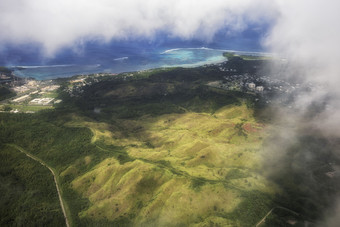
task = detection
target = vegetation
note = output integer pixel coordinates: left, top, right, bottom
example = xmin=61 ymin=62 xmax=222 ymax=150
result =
xmin=223 ymin=52 xmax=272 ymax=61
xmin=0 ymin=66 xmax=12 ymax=74
xmin=0 ymin=86 xmax=15 ymax=101
xmin=1 ymin=63 xmax=339 ymax=226
xmin=0 ymin=144 xmax=65 ymax=226
xmin=5 ymin=104 xmax=53 ymax=112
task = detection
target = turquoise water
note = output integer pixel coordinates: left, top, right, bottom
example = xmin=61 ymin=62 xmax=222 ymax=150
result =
xmin=12 ymin=47 xmax=229 ymax=80
xmin=159 ymin=48 xmax=226 ymax=67
xmin=11 ymin=46 xmax=270 ymax=80
xmin=2 ymin=26 xmax=270 ymax=80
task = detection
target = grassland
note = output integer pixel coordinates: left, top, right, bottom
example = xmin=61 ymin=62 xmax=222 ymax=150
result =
xmin=67 ymin=101 xmax=275 ymax=226
xmin=1 ymin=64 xmax=338 ymax=226
xmin=4 ymin=104 xmax=53 ymax=112
xmin=53 ymin=67 xmax=278 ymax=226
xmin=0 ymin=65 xmax=278 ymax=226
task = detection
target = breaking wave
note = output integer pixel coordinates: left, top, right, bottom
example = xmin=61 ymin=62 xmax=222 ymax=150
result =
xmin=113 ymin=57 xmax=129 ymax=61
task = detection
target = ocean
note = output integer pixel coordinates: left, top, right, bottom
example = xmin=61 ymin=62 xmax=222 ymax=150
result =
xmin=1 ymin=31 xmax=268 ymax=80
xmin=12 ymin=48 xmax=229 ymax=80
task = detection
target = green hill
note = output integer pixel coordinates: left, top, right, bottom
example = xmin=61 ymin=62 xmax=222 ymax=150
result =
xmin=1 ymin=64 xmax=339 ymax=226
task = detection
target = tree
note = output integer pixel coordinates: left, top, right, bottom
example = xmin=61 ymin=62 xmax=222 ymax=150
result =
xmin=3 ymin=105 xmax=12 ymax=111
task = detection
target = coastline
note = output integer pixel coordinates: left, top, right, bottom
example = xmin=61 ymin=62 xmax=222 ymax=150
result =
xmin=7 ymin=48 xmax=271 ymax=81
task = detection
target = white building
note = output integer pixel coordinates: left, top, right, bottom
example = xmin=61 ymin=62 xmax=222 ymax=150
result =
xmin=256 ymin=86 xmax=264 ymax=92
xmin=13 ymin=95 xmax=30 ymax=103
xmin=29 ymin=98 xmax=54 ymax=105
xmin=248 ymin=82 xmax=256 ymax=89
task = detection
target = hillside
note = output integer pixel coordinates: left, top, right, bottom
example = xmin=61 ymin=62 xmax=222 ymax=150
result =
xmin=1 ymin=61 xmax=340 ymax=226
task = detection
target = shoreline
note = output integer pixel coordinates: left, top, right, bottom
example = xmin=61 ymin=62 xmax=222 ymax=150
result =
xmin=6 ymin=48 xmax=272 ymax=81
xmin=11 ymin=59 xmax=228 ymax=81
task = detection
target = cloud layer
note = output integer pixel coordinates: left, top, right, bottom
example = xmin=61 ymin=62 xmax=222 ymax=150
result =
xmin=264 ymin=2 xmax=340 ymax=226
xmin=264 ymin=0 xmax=340 ymax=137
xmin=0 ymin=0 xmax=277 ymax=56
xmin=265 ymin=0 xmax=340 ymax=85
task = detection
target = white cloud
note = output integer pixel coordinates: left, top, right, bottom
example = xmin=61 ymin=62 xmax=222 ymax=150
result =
xmin=0 ymin=0 xmax=277 ymax=56
xmin=265 ymin=0 xmax=340 ymax=83
xmin=264 ymin=0 xmax=340 ymax=137
xmin=263 ymin=2 xmax=340 ymax=225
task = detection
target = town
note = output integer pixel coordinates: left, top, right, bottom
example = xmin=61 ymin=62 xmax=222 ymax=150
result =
xmin=0 ymin=60 xmax=322 ymax=113
xmin=0 ymin=69 xmax=62 ymax=113
xmin=206 ymin=61 xmax=322 ymax=109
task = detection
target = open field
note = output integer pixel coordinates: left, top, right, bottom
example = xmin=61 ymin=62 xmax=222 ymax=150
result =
xmin=6 ymin=104 xmax=53 ymax=112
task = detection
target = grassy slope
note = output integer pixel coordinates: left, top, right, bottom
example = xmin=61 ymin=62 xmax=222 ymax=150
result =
xmin=1 ymin=61 xmax=339 ymax=226
xmin=68 ymin=102 xmax=276 ymax=226
xmin=0 ymin=66 xmax=278 ymax=226
xmin=0 ymin=111 xmax=112 ymax=226
xmin=57 ymin=67 xmax=278 ymax=226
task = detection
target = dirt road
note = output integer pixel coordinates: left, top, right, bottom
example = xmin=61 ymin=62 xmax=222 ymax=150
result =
xmin=9 ymin=144 xmax=70 ymax=227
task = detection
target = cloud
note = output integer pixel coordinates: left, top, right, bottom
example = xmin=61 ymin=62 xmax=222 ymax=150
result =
xmin=264 ymin=0 xmax=340 ymax=136
xmin=0 ymin=0 xmax=277 ymax=56
xmin=265 ymin=0 xmax=340 ymax=82
xmin=263 ymin=1 xmax=340 ymax=226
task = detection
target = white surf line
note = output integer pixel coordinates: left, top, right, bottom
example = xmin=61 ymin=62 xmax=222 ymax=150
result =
xmin=160 ymin=47 xmax=214 ymax=54
xmin=222 ymin=49 xmax=274 ymax=57
xmin=160 ymin=47 xmax=273 ymax=56
xmin=15 ymin=64 xmax=75 ymax=69
xmin=113 ymin=57 xmax=129 ymax=61
xmin=9 ymin=144 xmax=70 ymax=227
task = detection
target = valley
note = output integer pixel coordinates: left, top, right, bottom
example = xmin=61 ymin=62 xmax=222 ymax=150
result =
xmin=1 ymin=57 xmax=339 ymax=226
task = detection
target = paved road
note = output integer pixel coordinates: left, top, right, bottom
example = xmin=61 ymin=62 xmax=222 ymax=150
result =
xmin=8 ymin=144 xmax=70 ymax=227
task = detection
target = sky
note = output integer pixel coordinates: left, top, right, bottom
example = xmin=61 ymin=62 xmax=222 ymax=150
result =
xmin=0 ymin=0 xmax=277 ymax=57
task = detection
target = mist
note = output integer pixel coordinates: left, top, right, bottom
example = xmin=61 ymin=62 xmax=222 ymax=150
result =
xmin=265 ymin=0 xmax=340 ymax=134
xmin=262 ymin=1 xmax=340 ymax=226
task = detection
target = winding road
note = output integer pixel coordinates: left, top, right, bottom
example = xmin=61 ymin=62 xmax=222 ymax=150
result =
xmin=8 ymin=144 xmax=71 ymax=227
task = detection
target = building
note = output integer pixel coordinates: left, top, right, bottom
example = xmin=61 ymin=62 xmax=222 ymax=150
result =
xmin=248 ymin=82 xmax=256 ymax=89
xmin=256 ymin=86 xmax=264 ymax=92
xmin=12 ymin=95 xmax=30 ymax=103
xmin=29 ymin=98 xmax=54 ymax=105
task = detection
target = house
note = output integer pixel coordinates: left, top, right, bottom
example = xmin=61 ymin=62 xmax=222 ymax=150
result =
xmin=256 ymin=86 xmax=264 ymax=92
xmin=248 ymin=82 xmax=255 ymax=89
xmin=13 ymin=95 xmax=30 ymax=102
